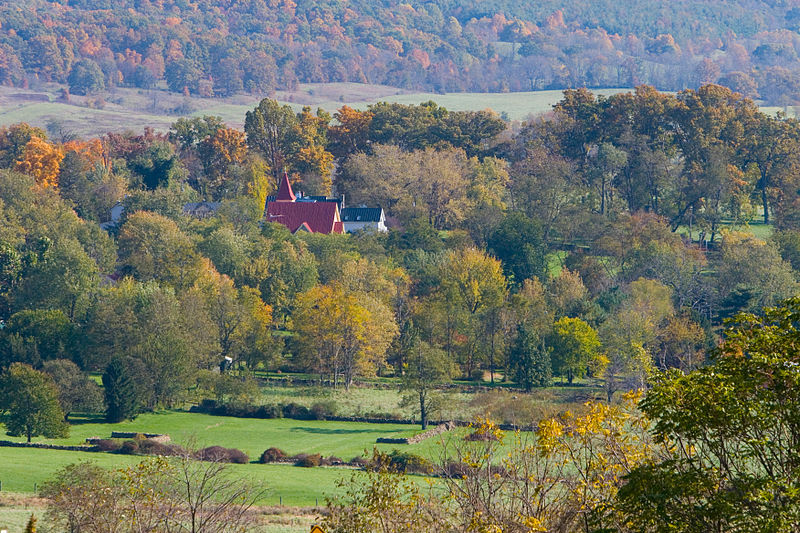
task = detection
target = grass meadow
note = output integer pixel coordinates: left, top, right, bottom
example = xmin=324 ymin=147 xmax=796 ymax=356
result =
xmin=0 ymin=83 xmax=634 ymax=138
xmin=0 ymin=411 xmax=424 ymax=461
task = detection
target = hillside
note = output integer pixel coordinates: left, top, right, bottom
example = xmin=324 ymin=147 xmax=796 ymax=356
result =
xmin=2 ymin=0 xmax=800 ymax=104
xmin=0 ymin=83 xmax=641 ymax=138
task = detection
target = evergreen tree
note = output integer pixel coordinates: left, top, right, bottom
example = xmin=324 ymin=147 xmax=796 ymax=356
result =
xmin=102 ymin=357 xmax=141 ymax=423
xmin=509 ymin=323 xmax=551 ymax=391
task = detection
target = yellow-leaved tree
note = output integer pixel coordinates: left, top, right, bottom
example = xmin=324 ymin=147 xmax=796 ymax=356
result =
xmin=292 ymin=283 xmax=397 ymax=389
xmin=15 ymin=136 xmax=64 ymax=188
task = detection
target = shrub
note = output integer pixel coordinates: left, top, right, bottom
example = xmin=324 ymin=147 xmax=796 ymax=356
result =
xmin=260 ymin=447 xmax=288 ymax=463
xmin=195 ymin=446 xmax=249 ymax=464
xmin=95 ymin=439 xmax=122 ymax=452
xmin=295 ymin=453 xmax=321 ymax=467
xmin=321 ymin=455 xmax=343 ymax=466
xmin=255 ymin=404 xmax=283 ymax=419
xmin=349 ymin=456 xmax=368 ymax=468
xmin=387 ymin=450 xmax=432 ymax=474
xmin=283 ymin=402 xmax=312 ymax=420
xmin=310 ymin=401 xmax=337 ymax=420
xmin=120 ymin=440 xmax=139 ymax=454
xmin=226 ymin=448 xmax=250 ymax=464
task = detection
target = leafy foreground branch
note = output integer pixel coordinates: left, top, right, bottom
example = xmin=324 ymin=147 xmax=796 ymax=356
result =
xmin=325 ymin=391 xmax=661 ymax=533
xmin=325 ymin=298 xmax=800 ymax=532
xmin=40 ymin=451 xmax=263 ymax=533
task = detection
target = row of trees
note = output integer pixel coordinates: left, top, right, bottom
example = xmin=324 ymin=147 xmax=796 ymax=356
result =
xmin=4 ymin=0 xmax=800 ymax=102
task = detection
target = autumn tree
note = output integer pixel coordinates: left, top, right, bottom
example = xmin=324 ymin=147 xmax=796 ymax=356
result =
xmin=601 ymin=278 xmax=673 ymax=401
xmin=328 ymin=105 xmax=373 ymax=159
xmin=716 ymin=231 xmax=798 ymax=316
xmin=549 ymin=316 xmax=604 ymax=384
xmin=0 ymin=123 xmax=46 ymax=168
xmin=42 ymin=455 xmax=261 ymax=533
xmin=197 ymin=127 xmax=249 ymax=199
xmin=14 ymin=136 xmax=63 ymax=188
xmin=292 ymin=283 xmax=397 ymax=389
xmin=191 ymin=263 xmax=274 ymax=368
xmin=430 ymin=248 xmax=507 ymax=378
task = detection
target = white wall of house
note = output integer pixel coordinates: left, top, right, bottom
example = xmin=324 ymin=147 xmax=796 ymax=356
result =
xmin=343 ymin=219 xmax=387 ymax=233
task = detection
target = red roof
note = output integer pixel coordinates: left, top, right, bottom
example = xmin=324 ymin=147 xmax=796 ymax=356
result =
xmin=275 ymin=172 xmax=296 ymax=202
xmin=266 ymin=200 xmax=343 ymax=234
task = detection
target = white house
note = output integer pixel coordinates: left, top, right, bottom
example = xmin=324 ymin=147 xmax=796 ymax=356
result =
xmin=340 ymin=207 xmax=387 ymax=233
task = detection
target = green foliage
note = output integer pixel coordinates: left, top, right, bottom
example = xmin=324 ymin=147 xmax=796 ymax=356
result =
xmin=0 ymin=309 xmax=75 ymax=369
xmin=549 ymin=316 xmax=602 ymax=384
xmin=401 ymin=336 xmax=452 ymax=429
xmin=0 ymin=363 xmax=68 ymax=442
xmin=509 ymin=323 xmax=552 ymax=391
xmin=67 ymin=59 xmax=105 ymax=95
xmin=619 ymin=297 xmax=800 ymax=531
xmin=487 ymin=211 xmax=547 ymax=284
xmin=102 ymin=357 xmax=144 ymax=423
xmin=41 ymin=359 xmax=104 ymax=418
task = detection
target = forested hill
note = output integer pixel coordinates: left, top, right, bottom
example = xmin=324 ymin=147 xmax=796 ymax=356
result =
xmin=2 ymin=0 xmax=800 ymax=103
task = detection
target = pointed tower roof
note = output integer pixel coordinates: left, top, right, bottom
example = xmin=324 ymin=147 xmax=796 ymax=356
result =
xmin=276 ymin=171 xmax=296 ymax=202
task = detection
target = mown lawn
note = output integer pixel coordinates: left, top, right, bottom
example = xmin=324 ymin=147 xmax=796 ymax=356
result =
xmin=1 ymin=411 xmax=423 ymax=461
xmin=0 ymin=446 xmax=353 ymax=506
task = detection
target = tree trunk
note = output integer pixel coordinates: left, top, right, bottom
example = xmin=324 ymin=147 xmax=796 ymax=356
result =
xmin=420 ymin=391 xmax=427 ymax=430
xmin=762 ymin=185 xmax=770 ymax=225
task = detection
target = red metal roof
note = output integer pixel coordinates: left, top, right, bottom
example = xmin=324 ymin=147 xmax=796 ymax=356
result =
xmin=266 ymin=200 xmax=343 ymax=234
xmin=275 ymin=172 xmax=296 ymax=201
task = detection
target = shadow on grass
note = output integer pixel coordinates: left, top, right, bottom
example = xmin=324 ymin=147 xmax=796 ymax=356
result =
xmin=289 ymin=426 xmax=398 ymax=435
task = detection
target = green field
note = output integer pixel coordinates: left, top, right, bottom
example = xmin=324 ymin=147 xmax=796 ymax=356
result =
xmin=0 ymin=445 xmax=353 ymax=507
xmin=0 ymin=411 xmax=438 ymax=507
xmin=0 ymin=411 xmax=426 ymax=461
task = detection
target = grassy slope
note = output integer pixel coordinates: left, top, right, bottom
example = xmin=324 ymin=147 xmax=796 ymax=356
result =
xmin=0 ymin=83 xmax=635 ymax=138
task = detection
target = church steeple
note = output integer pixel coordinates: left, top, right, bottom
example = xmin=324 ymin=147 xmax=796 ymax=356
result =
xmin=276 ymin=171 xmax=296 ymax=202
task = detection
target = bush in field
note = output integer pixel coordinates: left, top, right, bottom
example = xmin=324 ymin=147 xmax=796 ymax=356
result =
xmin=295 ymin=453 xmax=322 ymax=467
xmin=120 ymin=440 xmax=139 ymax=454
xmin=195 ymin=446 xmax=249 ymax=464
xmin=259 ymin=447 xmax=287 ymax=463
xmin=94 ymin=439 xmax=122 ymax=452
xmin=138 ymin=439 xmax=186 ymax=457
xmin=386 ymin=450 xmax=432 ymax=474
